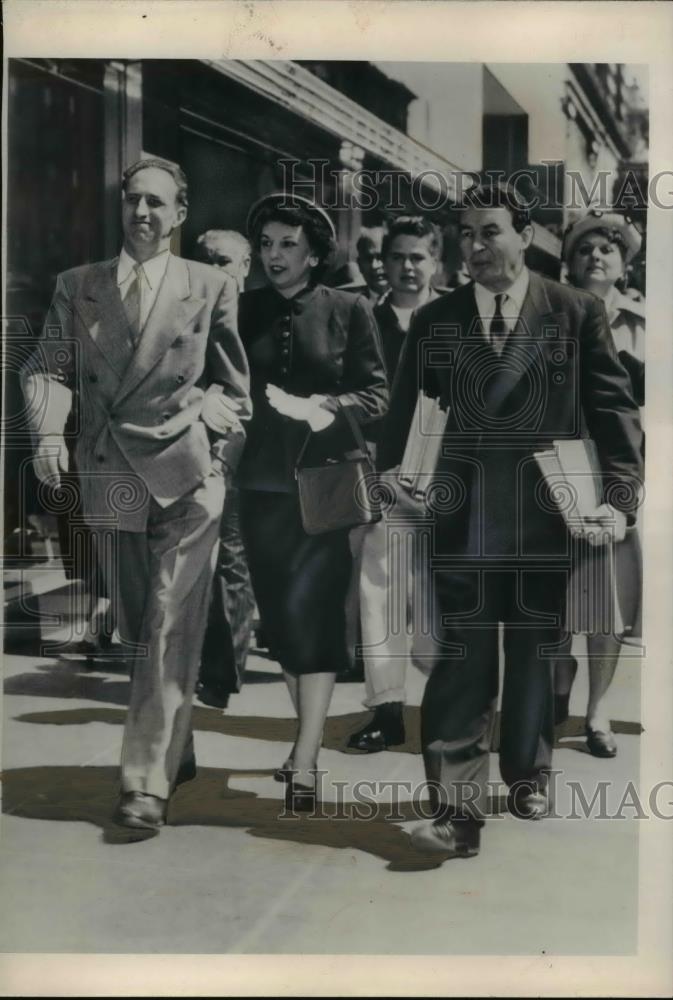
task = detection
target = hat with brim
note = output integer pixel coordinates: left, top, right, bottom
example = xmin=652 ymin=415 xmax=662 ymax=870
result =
xmin=562 ymin=210 xmax=642 ymax=264
xmin=246 ymin=193 xmax=337 ymax=243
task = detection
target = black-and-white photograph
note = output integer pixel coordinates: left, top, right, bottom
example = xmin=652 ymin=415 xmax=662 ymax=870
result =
xmin=1 ymin=1 xmax=672 ymax=996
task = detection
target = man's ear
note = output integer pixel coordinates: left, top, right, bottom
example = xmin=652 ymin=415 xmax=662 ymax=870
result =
xmin=175 ymin=205 xmax=188 ymax=228
xmin=521 ymin=224 xmax=534 ymax=250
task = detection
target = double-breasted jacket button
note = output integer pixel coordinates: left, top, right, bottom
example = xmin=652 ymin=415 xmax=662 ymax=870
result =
xmin=280 ymin=366 xmax=288 ymax=376
xmin=281 ymin=330 xmax=290 ymax=340
xmin=96 ymin=454 xmax=105 ymax=463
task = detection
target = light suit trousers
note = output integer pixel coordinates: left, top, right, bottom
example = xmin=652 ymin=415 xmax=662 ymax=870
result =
xmin=95 ymin=471 xmax=225 ymax=799
xmin=357 ymin=479 xmax=439 ymax=708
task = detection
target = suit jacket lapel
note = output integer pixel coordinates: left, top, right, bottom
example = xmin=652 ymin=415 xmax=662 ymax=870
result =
xmin=73 ymin=259 xmax=135 ymax=380
xmin=113 ymin=255 xmax=207 ymax=406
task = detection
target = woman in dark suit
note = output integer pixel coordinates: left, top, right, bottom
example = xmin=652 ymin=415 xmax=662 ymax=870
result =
xmin=235 ymin=194 xmax=388 ymax=807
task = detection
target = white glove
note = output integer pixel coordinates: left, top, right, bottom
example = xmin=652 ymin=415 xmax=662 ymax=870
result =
xmin=33 ymin=436 xmax=69 ymax=487
xmin=577 ymin=504 xmax=627 ymax=546
xmin=265 ymin=384 xmax=335 ymax=430
xmin=201 ymin=387 xmax=242 ymax=434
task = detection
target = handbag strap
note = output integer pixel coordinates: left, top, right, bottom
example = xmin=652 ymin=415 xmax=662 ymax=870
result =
xmin=295 ymin=399 xmax=374 ymax=472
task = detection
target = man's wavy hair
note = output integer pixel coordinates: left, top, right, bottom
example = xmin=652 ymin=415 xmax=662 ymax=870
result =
xmin=461 ymin=181 xmax=532 ymax=233
xmin=382 ymin=216 xmax=443 ymax=259
xmin=122 ymin=158 xmax=189 ymax=209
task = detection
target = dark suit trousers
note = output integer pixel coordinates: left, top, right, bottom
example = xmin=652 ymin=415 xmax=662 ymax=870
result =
xmin=422 ymin=567 xmax=565 ymax=823
xmin=95 ymin=471 xmax=225 ymax=799
xmin=199 ymin=481 xmax=255 ymax=693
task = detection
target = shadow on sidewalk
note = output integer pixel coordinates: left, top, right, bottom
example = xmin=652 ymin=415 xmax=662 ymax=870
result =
xmin=13 ymin=704 xmax=643 ymax=756
xmin=5 ymin=662 xmax=130 ymax=704
xmin=0 ymin=764 xmax=477 ymax=872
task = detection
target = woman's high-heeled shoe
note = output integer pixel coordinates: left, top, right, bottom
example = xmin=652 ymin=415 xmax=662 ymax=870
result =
xmin=284 ymin=772 xmax=318 ymax=813
xmin=273 ymin=757 xmax=294 ymax=783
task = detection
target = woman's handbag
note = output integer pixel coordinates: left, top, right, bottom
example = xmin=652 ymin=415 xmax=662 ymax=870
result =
xmin=294 ymin=403 xmax=382 ymax=535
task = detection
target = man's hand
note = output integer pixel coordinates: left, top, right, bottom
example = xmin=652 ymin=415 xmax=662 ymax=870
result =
xmin=579 ymin=504 xmax=628 ymax=546
xmin=33 ymin=436 xmax=69 ymax=487
xmin=201 ymin=389 xmax=242 ymax=434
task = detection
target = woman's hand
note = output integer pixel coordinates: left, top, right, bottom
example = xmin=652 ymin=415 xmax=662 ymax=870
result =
xmin=265 ymin=384 xmax=335 ymax=430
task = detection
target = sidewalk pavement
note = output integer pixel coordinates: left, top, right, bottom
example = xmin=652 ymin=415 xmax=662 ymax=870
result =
xmin=1 ymin=584 xmax=642 ymax=955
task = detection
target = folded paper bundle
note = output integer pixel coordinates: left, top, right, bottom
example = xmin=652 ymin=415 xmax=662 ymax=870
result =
xmin=534 ymin=439 xmax=623 ymax=636
xmin=398 ymin=392 xmax=450 ymax=500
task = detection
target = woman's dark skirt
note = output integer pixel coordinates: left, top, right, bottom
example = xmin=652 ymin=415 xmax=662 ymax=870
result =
xmin=240 ymin=490 xmax=352 ymax=676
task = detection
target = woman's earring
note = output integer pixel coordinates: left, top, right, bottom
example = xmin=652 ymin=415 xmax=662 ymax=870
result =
xmin=309 ymin=256 xmax=319 ymax=267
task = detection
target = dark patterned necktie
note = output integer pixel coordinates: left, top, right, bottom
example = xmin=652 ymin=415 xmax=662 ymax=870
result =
xmin=123 ymin=263 xmax=143 ymax=345
xmin=489 ymin=292 xmax=508 ymax=355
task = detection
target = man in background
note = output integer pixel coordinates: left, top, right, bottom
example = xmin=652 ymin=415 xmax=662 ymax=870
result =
xmin=195 ymin=229 xmax=252 ymax=291
xmin=346 ymin=216 xmax=444 ymax=752
xmin=194 ymin=229 xmax=256 ymax=708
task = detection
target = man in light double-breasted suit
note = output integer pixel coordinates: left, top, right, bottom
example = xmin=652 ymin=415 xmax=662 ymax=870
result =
xmin=23 ymin=158 xmax=251 ymax=832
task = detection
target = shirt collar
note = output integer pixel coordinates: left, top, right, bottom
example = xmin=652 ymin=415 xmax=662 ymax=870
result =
xmin=474 ymin=266 xmax=530 ymax=315
xmin=117 ymin=247 xmax=170 ymax=289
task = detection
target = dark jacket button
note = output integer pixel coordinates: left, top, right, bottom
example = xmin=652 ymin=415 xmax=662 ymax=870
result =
xmin=96 ymin=454 xmax=105 ymax=463
xmin=89 ymin=374 xmax=98 ymax=383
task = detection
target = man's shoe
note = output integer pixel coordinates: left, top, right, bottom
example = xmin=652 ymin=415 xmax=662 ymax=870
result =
xmin=586 ymin=727 xmax=617 ymax=758
xmin=410 ymin=819 xmax=480 ymax=857
xmin=507 ymin=784 xmax=549 ymax=820
xmin=195 ymin=681 xmax=230 ymax=710
xmin=346 ymin=702 xmax=405 ymax=753
xmin=114 ymin=792 xmax=167 ymax=830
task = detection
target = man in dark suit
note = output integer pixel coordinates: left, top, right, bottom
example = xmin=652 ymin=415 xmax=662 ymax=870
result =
xmin=23 ymin=158 xmax=251 ymax=833
xmin=380 ymin=184 xmax=643 ymax=859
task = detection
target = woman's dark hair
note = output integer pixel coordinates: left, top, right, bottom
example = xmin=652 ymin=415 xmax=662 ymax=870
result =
xmin=571 ymin=225 xmax=629 ymax=263
xmin=250 ymin=203 xmax=336 ymax=279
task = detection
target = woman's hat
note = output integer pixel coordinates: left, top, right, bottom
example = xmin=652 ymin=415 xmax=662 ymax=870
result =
xmin=562 ymin=209 xmax=642 ymax=264
xmin=246 ymin=192 xmax=337 ymax=243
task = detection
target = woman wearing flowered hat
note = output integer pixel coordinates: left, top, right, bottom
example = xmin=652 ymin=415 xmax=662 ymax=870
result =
xmin=554 ymin=209 xmax=644 ymax=757
xmin=212 ymin=193 xmax=388 ymax=809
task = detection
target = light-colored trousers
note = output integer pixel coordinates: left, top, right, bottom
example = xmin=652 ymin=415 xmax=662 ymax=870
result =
xmin=95 ymin=471 xmax=225 ymax=799
xmin=354 ymin=480 xmax=439 ymax=709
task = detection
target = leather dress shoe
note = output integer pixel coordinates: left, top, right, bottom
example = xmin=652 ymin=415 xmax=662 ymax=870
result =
xmin=114 ymin=792 xmax=167 ymax=830
xmin=507 ymin=784 xmax=549 ymax=820
xmin=346 ymin=702 xmax=405 ymax=753
xmin=410 ymin=819 xmax=480 ymax=857
xmin=586 ymin=727 xmax=617 ymax=758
